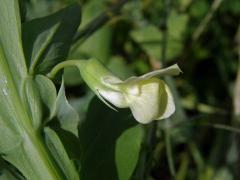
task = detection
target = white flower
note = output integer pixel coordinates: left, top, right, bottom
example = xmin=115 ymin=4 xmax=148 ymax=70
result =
xmin=79 ymin=59 xmax=181 ymax=124
xmin=49 ymin=59 xmax=182 ymax=124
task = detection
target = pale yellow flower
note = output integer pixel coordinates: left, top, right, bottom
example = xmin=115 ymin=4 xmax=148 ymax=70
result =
xmin=49 ymin=59 xmax=182 ymax=124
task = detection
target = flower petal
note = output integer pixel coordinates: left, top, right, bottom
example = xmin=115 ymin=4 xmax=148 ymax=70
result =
xmin=110 ymin=64 xmax=182 ymax=86
xmin=157 ymin=84 xmax=175 ymax=119
xmin=95 ymin=89 xmax=118 ymax=111
xmin=140 ymin=64 xmax=182 ymax=79
xmin=98 ymin=88 xmax=128 ymax=108
xmin=126 ymin=78 xmax=166 ymax=124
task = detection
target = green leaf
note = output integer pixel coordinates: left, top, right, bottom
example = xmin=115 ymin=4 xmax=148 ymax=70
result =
xmin=22 ymin=3 xmax=81 ymax=74
xmin=73 ymin=0 xmax=112 ymax=61
xmin=0 ymin=1 xmax=64 ymax=179
xmin=130 ymin=25 xmax=162 ymax=60
xmin=23 ymin=77 xmax=42 ymax=129
xmin=35 ymin=75 xmax=57 ymax=120
xmin=107 ymin=56 xmax=135 ymax=80
xmin=79 ymin=97 xmax=143 ymax=180
xmin=51 ymin=127 xmax=81 ymax=163
xmin=167 ymin=11 xmax=188 ymax=60
xmin=0 ymin=0 xmax=27 ymax=91
xmin=0 ymin=158 xmax=24 ymax=180
xmin=44 ymin=127 xmax=79 ymax=180
xmin=0 ymin=170 xmax=19 ymax=180
xmin=0 ymin=115 xmax=22 ymax=153
xmin=0 ymin=0 xmax=27 ymax=154
xmin=54 ymin=80 xmax=80 ymax=136
xmin=3 ymin=138 xmax=62 ymax=180
xmin=130 ymin=11 xmax=188 ymax=61
xmin=115 ymin=125 xmax=143 ymax=180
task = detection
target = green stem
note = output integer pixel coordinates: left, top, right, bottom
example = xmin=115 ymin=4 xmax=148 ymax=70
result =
xmin=72 ymin=0 xmax=129 ymax=44
xmin=192 ymin=0 xmax=224 ymax=41
xmin=233 ymin=24 xmax=240 ymax=119
xmin=164 ymin=128 xmax=176 ymax=177
xmin=47 ymin=60 xmax=85 ymax=79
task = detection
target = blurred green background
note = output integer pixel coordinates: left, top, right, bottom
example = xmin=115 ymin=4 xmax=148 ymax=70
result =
xmin=20 ymin=0 xmax=240 ymax=179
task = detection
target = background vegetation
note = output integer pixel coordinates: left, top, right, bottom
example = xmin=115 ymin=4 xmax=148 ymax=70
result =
xmin=2 ymin=0 xmax=240 ymax=179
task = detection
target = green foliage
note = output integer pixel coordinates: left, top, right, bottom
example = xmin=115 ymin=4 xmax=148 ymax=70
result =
xmin=44 ymin=127 xmax=79 ymax=180
xmin=116 ymin=125 xmax=143 ymax=180
xmin=54 ymin=81 xmax=80 ymax=136
xmin=78 ymin=97 xmax=143 ymax=180
xmin=22 ymin=3 xmax=81 ymax=74
xmin=0 ymin=0 xmax=27 ymax=90
xmin=35 ymin=75 xmax=57 ymax=120
xmin=0 ymin=0 xmax=240 ymax=179
xmin=131 ymin=11 xmax=188 ymax=61
xmin=0 ymin=1 xmax=145 ymax=179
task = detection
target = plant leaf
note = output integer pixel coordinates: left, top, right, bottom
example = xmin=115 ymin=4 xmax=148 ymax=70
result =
xmin=35 ymin=75 xmax=57 ymax=120
xmin=130 ymin=11 xmax=188 ymax=61
xmin=0 ymin=1 xmax=73 ymax=179
xmin=0 ymin=0 xmax=27 ymax=91
xmin=44 ymin=127 xmax=79 ymax=180
xmin=115 ymin=125 xmax=143 ymax=180
xmin=79 ymin=97 xmax=143 ymax=180
xmin=22 ymin=77 xmax=42 ymax=129
xmin=0 ymin=169 xmax=19 ymax=180
xmin=54 ymin=80 xmax=80 ymax=136
xmin=0 ymin=157 xmax=24 ymax=180
xmin=0 ymin=0 xmax=27 ymax=154
xmin=22 ymin=3 xmax=81 ymax=74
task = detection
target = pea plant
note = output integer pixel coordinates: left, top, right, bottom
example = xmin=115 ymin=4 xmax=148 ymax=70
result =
xmin=0 ymin=0 xmax=180 ymax=179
